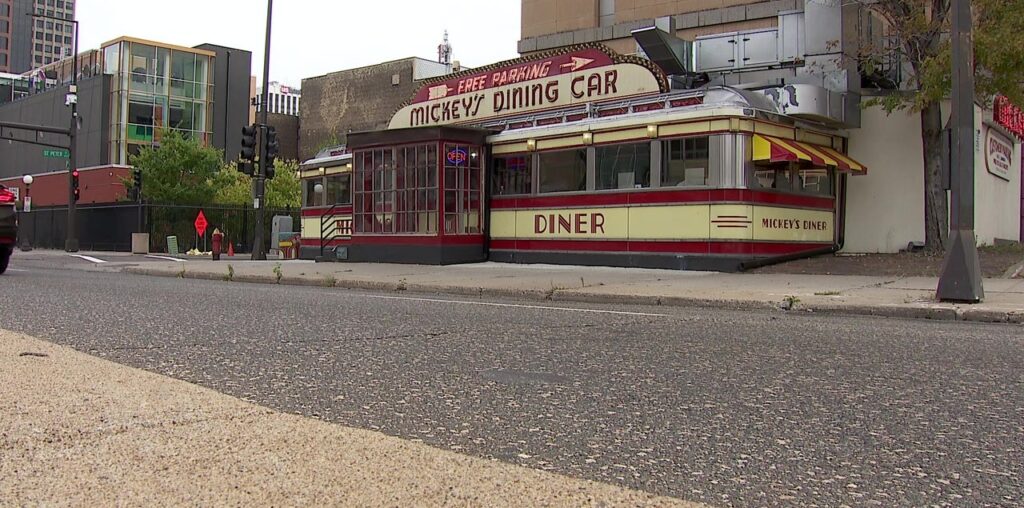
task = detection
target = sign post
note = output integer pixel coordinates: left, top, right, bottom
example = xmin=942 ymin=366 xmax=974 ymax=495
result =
xmin=194 ymin=210 xmax=208 ymax=252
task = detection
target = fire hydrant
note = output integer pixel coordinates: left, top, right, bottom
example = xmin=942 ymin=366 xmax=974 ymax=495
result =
xmin=211 ymin=228 xmax=223 ymax=261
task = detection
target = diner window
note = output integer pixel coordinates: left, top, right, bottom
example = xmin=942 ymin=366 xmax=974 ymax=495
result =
xmin=596 ymin=142 xmax=650 ymax=190
xmin=492 ymin=154 xmax=532 ymax=195
xmin=538 ymin=149 xmax=587 ymax=193
xmin=303 ymin=177 xmax=324 ymax=207
xmin=325 ymin=173 xmax=351 ymax=205
xmin=797 ymin=168 xmax=834 ymax=196
xmin=662 ymin=137 xmax=710 ymax=187
xmin=354 ymin=144 xmax=439 ymax=235
xmin=443 ymin=144 xmax=483 ymax=234
xmin=749 ymin=163 xmax=797 ymax=193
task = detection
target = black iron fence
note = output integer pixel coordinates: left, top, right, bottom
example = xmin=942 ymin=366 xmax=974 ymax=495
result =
xmin=17 ymin=203 xmax=299 ymax=253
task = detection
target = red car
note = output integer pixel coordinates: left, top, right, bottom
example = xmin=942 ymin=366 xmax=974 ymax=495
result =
xmin=0 ymin=184 xmax=16 ymax=274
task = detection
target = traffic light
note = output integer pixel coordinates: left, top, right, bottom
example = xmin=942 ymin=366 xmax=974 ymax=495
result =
xmin=236 ymin=160 xmax=254 ymax=176
xmin=238 ymin=124 xmax=258 ymax=176
xmin=131 ymin=168 xmax=142 ymax=201
xmin=263 ymin=126 xmax=279 ymax=180
xmin=240 ymin=124 xmax=258 ymax=161
xmin=72 ymin=169 xmax=80 ymax=202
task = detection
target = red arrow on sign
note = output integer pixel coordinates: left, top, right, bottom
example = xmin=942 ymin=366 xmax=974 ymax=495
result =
xmin=194 ymin=210 xmax=208 ymax=237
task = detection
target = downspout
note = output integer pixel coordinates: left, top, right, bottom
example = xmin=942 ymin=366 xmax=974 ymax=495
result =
xmin=738 ymin=245 xmax=838 ymax=271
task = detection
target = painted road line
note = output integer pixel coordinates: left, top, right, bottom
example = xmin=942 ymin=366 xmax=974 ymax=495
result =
xmin=70 ymin=254 xmax=107 ymax=264
xmin=358 ymin=294 xmax=669 ymax=318
xmin=145 ymin=255 xmax=187 ymax=262
xmin=5 ymin=268 xmax=28 ymax=272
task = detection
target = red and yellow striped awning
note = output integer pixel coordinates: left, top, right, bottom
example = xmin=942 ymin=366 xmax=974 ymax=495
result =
xmin=753 ymin=135 xmax=866 ymax=174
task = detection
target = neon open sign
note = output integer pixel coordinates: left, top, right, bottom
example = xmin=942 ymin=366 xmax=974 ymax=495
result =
xmin=446 ymin=148 xmax=468 ymax=165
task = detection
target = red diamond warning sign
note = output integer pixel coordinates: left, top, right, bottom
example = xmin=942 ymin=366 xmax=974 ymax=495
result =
xmin=194 ymin=210 xmax=208 ymax=237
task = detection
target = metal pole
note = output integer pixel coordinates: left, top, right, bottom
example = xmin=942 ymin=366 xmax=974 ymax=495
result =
xmin=252 ymin=0 xmax=272 ymax=261
xmin=65 ymin=20 xmax=80 ymax=252
xmin=20 ymin=182 xmax=32 ymax=251
xmin=936 ymin=0 xmax=984 ymax=302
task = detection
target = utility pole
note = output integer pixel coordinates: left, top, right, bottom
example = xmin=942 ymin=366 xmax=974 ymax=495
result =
xmin=28 ymin=13 xmax=79 ymax=251
xmin=936 ymin=0 xmax=984 ymax=302
xmin=66 ymin=20 xmax=80 ymax=252
xmin=252 ymin=0 xmax=273 ymax=261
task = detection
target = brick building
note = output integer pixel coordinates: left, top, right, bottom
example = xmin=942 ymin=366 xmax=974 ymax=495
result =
xmin=266 ymin=112 xmax=299 ymax=162
xmin=299 ymin=57 xmax=451 ymax=161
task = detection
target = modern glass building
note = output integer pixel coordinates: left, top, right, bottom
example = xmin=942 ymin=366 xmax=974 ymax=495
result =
xmin=101 ymin=36 xmax=214 ymax=164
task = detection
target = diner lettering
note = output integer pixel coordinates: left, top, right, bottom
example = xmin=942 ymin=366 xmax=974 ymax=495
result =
xmin=762 ymin=218 xmax=828 ymax=231
xmin=535 ymin=212 xmax=606 ymax=235
xmin=409 ymin=94 xmax=486 ymax=126
xmin=493 ymin=80 xmax=560 ymax=114
xmin=571 ymin=71 xmax=618 ymax=99
xmin=393 ymin=61 xmax=661 ymax=129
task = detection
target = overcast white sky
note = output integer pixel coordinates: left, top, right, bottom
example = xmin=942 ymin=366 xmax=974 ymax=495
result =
xmin=77 ymin=0 xmax=522 ymax=87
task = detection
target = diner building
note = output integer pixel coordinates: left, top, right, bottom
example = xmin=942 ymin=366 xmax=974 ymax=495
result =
xmin=297 ymin=0 xmax=1022 ymax=270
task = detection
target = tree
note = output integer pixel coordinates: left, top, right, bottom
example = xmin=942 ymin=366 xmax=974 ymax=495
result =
xmin=211 ymin=159 xmax=302 ymax=209
xmin=210 ymin=166 xmax=251 ymax=206
xmin=129 ymin=129 xmax=223 ymax=206
xmin=858 ymin=0 xmax=1024 ymax=252
xmin=264 ymin=160 xmax=302 ymax=209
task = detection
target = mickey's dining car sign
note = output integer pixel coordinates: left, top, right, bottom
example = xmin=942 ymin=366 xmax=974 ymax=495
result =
xmin=388 ymin=47 xmax=668 ymax=129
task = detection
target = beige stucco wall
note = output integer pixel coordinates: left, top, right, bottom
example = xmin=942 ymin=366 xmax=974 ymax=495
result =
xmin=846 ymin=104 xmax=1021 ymax=253
xmin=845 ymin=106 xmax=927 ymax=253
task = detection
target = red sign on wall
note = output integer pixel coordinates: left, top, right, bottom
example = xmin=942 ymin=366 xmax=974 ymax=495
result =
xmin=994 ymin=95 xmax=1024 ymax=140
xmin=194 ymin=210 xmax=208 ymax=237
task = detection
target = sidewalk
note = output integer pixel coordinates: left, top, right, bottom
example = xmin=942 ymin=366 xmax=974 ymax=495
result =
xmin=122 ymin=259 xmax=1024 ymax=324
xmin=0 ymin=330 xmax=697 ymax=506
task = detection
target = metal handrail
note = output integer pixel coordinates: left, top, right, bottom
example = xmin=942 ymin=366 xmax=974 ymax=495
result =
xmin=319 ymin=203 xmax=346 ymax=257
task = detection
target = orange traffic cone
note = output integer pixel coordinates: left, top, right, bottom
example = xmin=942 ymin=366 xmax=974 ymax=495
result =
xmin=227 ymin=242 xmax=234 ymax=257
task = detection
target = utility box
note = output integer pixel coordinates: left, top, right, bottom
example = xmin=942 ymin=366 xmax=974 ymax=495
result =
xmin=270 ymin=215 xmax=294 ymax=256
xmin=131 ymin=233 xmax=150 ymax=254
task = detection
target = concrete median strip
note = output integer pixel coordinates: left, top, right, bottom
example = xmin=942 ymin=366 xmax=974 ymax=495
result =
xmin=0 ymin=330 xmax=701 ymax=506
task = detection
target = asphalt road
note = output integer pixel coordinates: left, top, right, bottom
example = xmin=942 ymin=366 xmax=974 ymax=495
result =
xmin=2 ymin=258 xmax=1022 ymax=507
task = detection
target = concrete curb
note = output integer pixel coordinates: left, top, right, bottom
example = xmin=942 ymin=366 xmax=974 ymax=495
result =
xmin=122 ymin=267 xmax=1023 ymax=325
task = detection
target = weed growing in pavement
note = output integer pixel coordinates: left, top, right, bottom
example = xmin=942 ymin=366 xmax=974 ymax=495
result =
xmin=177 ymin=265 xmax=186 ymax=278
xmin=396 ymin=278 xmax=407 ymax=291
xmin=781 ymin=295 xmax=801 ymax=310
xmin=543 ymin=281 xmax=568 ymax=300
xmin=273 ymin=263 xmax=283 ymax=284
xmin=322 ymin=274 xmax=336 ymax=287
xmin=224 ymin=264 xmax=234 ymax=282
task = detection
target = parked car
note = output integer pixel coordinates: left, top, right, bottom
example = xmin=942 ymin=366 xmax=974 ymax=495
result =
xmin=0 ymin=184 xmax=16 ymax=274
